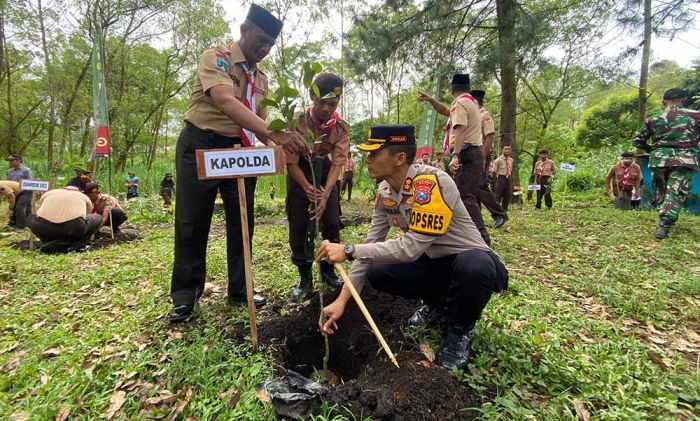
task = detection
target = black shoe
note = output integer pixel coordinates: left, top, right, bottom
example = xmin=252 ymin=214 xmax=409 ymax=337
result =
xmin=169 ymin=304 xmax=194 ymax=323
xmin=408 ymin=304 xmax=447 ymax=326
xmin=492 ymin=215 xmax=508 ymax=229
xmin=228 ymin=293 xmax=266 ymax=307
xmin=437 ymin=331 xmax=472 ymax=371
xmin=39 ymin=240 xmax=73 ymax=254
xmin=320 ymin=260 xmax=343 ymax=288
xmin=291 ymin=264 xmax=313 ymax=301
xmin=655 ymin=217 xmax=674 ymax=240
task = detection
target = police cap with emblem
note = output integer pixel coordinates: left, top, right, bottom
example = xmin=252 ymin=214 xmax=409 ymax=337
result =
xmin=357 ymin=124 xmax=415 ymax=152
xmin=663 ymin=88 xmax=688 ymax=100
xmin=246 ymin=4 xmax=283 ymax=38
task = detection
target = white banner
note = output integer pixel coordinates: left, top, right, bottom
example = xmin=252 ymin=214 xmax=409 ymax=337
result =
xmin=20 ymin=180 xmax=50 ymax=191
xmin=527 ymin=184 xmax=541 ymax=191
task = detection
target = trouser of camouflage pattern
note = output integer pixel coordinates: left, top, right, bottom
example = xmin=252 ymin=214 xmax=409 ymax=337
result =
xmin=652 ymin=167 xmax=695 ymax=222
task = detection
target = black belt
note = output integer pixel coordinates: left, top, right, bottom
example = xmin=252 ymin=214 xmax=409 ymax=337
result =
xmin=185 ymin=121 xmax=242 ymax=144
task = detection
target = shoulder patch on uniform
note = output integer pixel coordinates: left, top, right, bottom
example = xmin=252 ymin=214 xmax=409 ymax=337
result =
xmin=215 ymin=53 xmax=230 ymax=73
xmin=383 ymin=198 xmax=397 ymax=207
xmin=402 ymin=177 xmax=413 ymax=193
xmin=408 ymin=174 xmax=453 ymax=236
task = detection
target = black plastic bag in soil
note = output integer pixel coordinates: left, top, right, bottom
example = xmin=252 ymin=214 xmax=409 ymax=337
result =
xmin=257 ymin=370 xmax=328 ymax=420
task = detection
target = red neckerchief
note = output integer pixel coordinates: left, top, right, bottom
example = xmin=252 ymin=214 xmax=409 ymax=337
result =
xmin=443 ymin=93 xmax=479 ymax=153
xmin=240 ymin=62 xmax=256 ymax=147
xmin=621 ymin=164 xmax=630 ymax=188
xmin=309 ymin=108 xmax=341 ymax=133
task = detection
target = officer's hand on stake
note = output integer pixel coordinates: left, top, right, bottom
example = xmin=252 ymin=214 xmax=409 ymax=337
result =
xmin=304 ymin=184 xmax=323 ymax=202
xmin=311 ymin=187 xmax=329 ymax=220
xmin=315 ymin=240 xmax=346 ymax=264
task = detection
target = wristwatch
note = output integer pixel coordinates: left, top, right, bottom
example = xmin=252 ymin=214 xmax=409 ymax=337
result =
xmin=344 ymin=244 xmax=355 ymax=261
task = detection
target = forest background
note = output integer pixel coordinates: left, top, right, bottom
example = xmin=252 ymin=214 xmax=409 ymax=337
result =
xmin=0 ymin=0 xmax=699 ymax=199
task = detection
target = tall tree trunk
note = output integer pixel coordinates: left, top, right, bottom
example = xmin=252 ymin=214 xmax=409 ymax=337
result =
xmin=638 ymin=0 xmax=652 ymax=126
xmin=56 ymin=60 xmax=90 ymax=173
xmin=79 ymin=115 xmax=91 ymax=157
xmin=38 ymin=0 xmax=57 ymax=172
xmin=0 ymin=8 xmax=4 ymax=75
xmin=3 ymin=29 xmax=15 ymax=154
xmin=497 ymin=0 xmax=519 ymax=192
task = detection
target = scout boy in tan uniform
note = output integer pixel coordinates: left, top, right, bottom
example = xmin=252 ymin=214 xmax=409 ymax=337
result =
xmin=418 ymin=74 xmax=493 ymax=245
xmin=286 ymin=73 xmax=348 ymax=300
xmin=535 ymin=149 xmax=556 ymax=209
xmin=604 ymin=152 xmax=641 ymax=209
xmin=83 ymin=182 xmax=128 ymax=233
xmin=169 ymin=3 xmax=308 ymax=323
xmin=316 ymin=124 xmax=508 ymax=371
xmin=0 ymin=180 xmax=21 ymax=215
xmin=491 ymin=145 xmax=514 ymax=211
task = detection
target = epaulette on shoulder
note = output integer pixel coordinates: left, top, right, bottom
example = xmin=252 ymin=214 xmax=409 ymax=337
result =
xmin=337 ymin=117 xmax=350 ymax=132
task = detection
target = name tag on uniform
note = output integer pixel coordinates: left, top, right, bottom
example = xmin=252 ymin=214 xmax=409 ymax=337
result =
xmin=195 ymin=146 xmax=285 ymax=179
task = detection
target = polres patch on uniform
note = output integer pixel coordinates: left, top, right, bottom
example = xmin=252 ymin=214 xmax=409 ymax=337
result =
xmin=413 ymin=177 xmax=436 ymax=205
xmin=216 ymin=56 xmax=230 ymax=73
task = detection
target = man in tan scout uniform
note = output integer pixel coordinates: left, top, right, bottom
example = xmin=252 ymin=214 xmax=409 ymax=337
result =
xmin=604 ymin=151 xmax=641 ymax=209
xmin=418 ymin=74 xmax=493 ymax=245
xmin=470 ymin=89 xmax=508 ymax=228
xmin=169 ymin=4 xmax=308 ymax=323
xmin=535 ymin=149 xmax=556 ymax=209
xmin=492 ymin=145 xmax=514 ymax=211
xmin=316 ymin=124 xmax=508 ymax=372
xmin=84 ymin=182 xmax=128 ymax=233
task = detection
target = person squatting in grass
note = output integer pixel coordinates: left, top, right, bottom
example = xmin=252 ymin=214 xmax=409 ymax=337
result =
xmin=633 ymin=88 xmax=700 ymax=240
xmin=286 ymin=72 xmax=348 ymax=301
xmin=316 ymin=124 xmax=508 ymax=371
xmin=168 ymin=3 xmax=308 ymax=323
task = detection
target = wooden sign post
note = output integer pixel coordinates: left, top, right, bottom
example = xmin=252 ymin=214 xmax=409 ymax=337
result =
xmin=20 ymin=180 xmax=51 ymax=251
xmin=559 ymin=163 xmax=576 ymax=208
xmin=195 ymin=146 xmax=285 ymax=352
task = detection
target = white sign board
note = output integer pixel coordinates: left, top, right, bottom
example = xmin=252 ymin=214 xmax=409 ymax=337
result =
xmin=196 ymin=146 xmax=284 ymax=180
xmin=527 ymin=184 xmax=541 ymax=191
xmin=560 ymin=163 xmax=576 ymax=172
xmin=20 ymin=180 xmax=50 ymax=191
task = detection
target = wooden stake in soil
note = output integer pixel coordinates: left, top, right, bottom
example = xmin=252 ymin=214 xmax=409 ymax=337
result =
xmin=334 ymin=263 xmax=399 ymax=368
xmin=194 ymin=145 xmax=285 ymax=352
xmin=238 ymin=171 xmax=258 ymax=352
xmin=108 ymin=207 xmax=115 ymax=240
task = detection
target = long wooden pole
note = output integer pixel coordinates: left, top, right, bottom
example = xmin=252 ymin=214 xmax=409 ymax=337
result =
xmin=238 ymin=175 xmax=258 ymax=352
xmin=334 ymin=263 xmax=399 ymax=368
xmin=28 ymin=192 xmax=36 ymax=250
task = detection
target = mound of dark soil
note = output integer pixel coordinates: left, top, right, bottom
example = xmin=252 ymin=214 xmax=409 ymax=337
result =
xmin=10 ymin=227 xmax=141 ymax=251
xmin=255 ymin=288 xmax=480 ymax=420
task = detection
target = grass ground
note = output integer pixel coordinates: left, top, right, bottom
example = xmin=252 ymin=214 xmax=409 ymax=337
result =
xmin=0 ymin=193 xmax=698 ymax=420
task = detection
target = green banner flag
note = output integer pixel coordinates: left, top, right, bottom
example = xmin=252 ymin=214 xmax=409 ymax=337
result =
xmin=416 ymin=74 xmax=442 ymax=159
xmin=91 ymin=23 xmax=111 ymax=158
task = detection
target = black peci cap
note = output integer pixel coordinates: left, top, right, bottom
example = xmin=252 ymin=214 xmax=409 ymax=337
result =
xmin=451 ymin=74 xmax=470 ymax=85
xmin=6 ymin=154 xmax=21 ymax=161
xmin=621 ymin=151 xmax=635 ymax=158
xmin=313 ymin=73 xmax=343 ymax=98
xmin=663 ymin=88 xmax=688 ymax=100
xmin=358 ymin=124 xmax=415 ymax=152
xmin=84 ymin=182 xmax=100 ymax=194
xmin=470 ymin=90 xmax=485 ymax=101
xmin=246 ymin=4 xmax=283 ymax=38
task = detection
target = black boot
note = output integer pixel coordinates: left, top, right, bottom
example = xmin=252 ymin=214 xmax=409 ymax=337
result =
xmin=408 ymin=303 xmax=447 ymax=326
xmin=169 ymin=304 xmax=194 ymax=323
xmin=437 ymin=323 xmax=475 ymax=371
xmin=655 ymin=216 xmax=674 ymax=240
xmin=320 ymin=260 xmax=343 ymax=288
xmin=291 ymin=264 xmax=313 ymax=301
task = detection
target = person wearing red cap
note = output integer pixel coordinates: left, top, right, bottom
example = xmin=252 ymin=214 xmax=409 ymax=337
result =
xmin=169 ymin=3 xmax=309 ymax=323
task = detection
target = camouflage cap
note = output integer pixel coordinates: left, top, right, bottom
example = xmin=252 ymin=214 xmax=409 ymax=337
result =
xmin=663 ymin=88 xmax=688 ymax=100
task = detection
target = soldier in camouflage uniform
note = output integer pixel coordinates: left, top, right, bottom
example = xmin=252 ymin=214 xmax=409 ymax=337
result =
xmin=633 ymin=88 xmax=700 ymax=239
